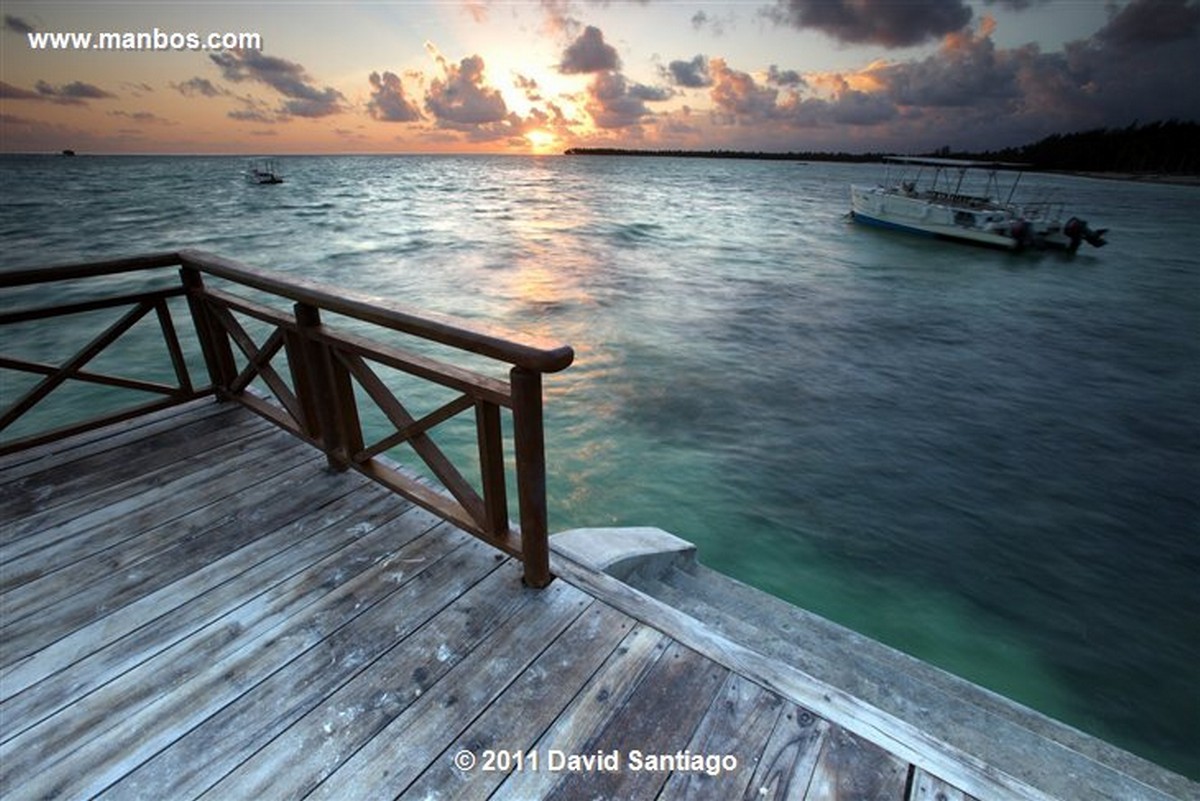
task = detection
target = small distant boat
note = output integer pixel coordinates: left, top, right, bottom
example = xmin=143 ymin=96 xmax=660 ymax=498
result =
xmin=246 ymin=159 xmax=283 ymax=185
xmin=850 ymin=156 xmax=1106 ymax=252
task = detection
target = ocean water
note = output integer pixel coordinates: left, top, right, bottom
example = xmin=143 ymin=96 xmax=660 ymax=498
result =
xmin=2 ymin=153 xmax=1197 ymax=778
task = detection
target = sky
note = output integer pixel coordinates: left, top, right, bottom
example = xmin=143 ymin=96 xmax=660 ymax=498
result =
xmin=2 ymin=0 xmax=1199 ymax=155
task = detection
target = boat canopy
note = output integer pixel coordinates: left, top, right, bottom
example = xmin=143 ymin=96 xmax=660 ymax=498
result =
xmin=883 ymin=155 xmax=1031 ymax=170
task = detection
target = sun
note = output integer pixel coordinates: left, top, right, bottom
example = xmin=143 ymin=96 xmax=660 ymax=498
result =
xmin=525 ymin=129 xmax=558 ymax=153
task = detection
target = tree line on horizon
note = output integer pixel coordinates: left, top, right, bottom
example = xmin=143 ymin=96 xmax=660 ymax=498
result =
xmin=565 ymin=119 xmax=1198 ymax=175
xmin=954 ymin=120 xmax=1198 ymax=174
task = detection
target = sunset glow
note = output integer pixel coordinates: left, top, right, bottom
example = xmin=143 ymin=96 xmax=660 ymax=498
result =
xmin=2 ymin=1 xmax=1198 ymax=155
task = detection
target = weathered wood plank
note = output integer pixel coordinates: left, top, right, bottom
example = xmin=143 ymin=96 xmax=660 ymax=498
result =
xmin=2 ymin=429 xmax=309 ymax=597
xmin=742 ymin=704 xmax=830 ymax=801
xmin=0 ymin=400 xmax=261 ymax=520
xmin=0 ymin=519 xmax=478 ymax=798
xmin=303 ymin=576 xmax=593 ymax=801
xmin=487 ymin=622 xmax=670 ymax=801
xmin=0 ymin=442 xmax=321 ymax=648
xmin=549 ymin=550 xmax=1059 ymax=801
xmin=542 ymin=640 xmax=729 ymax=801
xmin=180 ymin=559 xmax=576 ymax=801
xmin=657 ymin=672 xmax=788 ymax=801
xmin=397 ymin=602 xmax=636 ymax=801
xmin=0 ymin=479 xmax=414 ymax=730
xmin=0 ymin=396 xmax=226 ymax=478
xmin=0 ymin=422 xmax=292 ymax=559
xmin=102 ymin=540 xmax=528 ymax=800
xmin=909 ymin=768 xmax=982 ymax=801
xmin=804 ymin=724 xmax=911 ymax=800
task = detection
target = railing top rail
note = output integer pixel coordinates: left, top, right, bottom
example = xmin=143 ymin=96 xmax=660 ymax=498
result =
xmin=180 ymin=250 xmax=574 ymax=373
xmin=0 ymin=251 xmax=182 ymax=287
xmin=0 ymin=249 xmax=575 ymax=374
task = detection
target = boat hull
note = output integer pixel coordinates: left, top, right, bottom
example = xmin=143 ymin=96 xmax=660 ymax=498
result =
xmin=850 ymin=185 xmax=1022 ymax=250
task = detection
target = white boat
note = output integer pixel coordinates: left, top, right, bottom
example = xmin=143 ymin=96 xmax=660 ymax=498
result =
xmin=246 ymin=159 xmax=283 ymax=185
xmin=850 ymin=156 xmax=1106 ymax=252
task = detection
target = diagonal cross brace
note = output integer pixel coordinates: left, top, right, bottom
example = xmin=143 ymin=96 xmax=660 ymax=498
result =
xmin=335 ymin=350 xmax=487 ymax=528
xmin=0 ymin=301 xmax=153 ymax=433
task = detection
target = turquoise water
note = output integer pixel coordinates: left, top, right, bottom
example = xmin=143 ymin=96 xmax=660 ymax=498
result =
xmin=2 ymin=154 xmax=1198 ymax=777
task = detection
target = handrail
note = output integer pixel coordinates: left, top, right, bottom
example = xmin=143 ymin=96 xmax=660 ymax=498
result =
xmin=179 ymin=250 xmax=575 ymax=374
xmin=0 ymin=251 xmax=574 ymax=587
xmin=0 ymin=250 xmax=574 ymax=373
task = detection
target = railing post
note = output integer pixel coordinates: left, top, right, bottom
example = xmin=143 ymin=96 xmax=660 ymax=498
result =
xmin=475 ymin=399 xmax=509 ymax=542
xmin=510 ymin=366 xmax=552 ymax=588
xmin=285 ymin=304 xmax=323 ymax=445
xmin=293 ymin=303 xmax=361 ymax=471
xmin=180 ymin=267 xmax=236 ymax=396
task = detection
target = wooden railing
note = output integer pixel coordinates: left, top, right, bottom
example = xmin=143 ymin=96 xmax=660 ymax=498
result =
xmin=0 ymin=250 xmax=574 ymax=587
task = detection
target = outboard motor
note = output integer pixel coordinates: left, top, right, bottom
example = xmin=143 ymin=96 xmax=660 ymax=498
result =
xmin=1009 ymin=218 xmax=1034 ymax=250
xmin=1064 ymin=217 xmax=1108 ymax=252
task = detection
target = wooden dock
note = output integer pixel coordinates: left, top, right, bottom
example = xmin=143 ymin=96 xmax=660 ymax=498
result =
xmin=0 ymin=399 xmax=936 ymax=800
xmin=3 ymin=400 xmax=1193 ymax=801
xmin=3 ymin=251 xmax=1194 ymax=800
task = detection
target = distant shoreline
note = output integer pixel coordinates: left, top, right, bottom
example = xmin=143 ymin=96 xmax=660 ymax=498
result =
xmin=563 ymin=147 xmax=1200 ymax=185
xmin=562 ymin=147 xmax=863 ymax=163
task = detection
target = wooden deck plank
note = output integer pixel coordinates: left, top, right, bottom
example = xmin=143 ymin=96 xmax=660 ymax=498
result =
xmin=542 ymin=640 xmax=730 ymax=801
xmin=0 ymin=481 xmax=413 ymax=731
xmin=656 ymin=672 xmax=789 ymax=801
xmin=0 ymin=447 xmax=326 ymax=659
xmin=0 ymin=401 xmax=260 ymax=519
xmin=909 ymin=768 xmax=982 ymax=801
xmin=0 ymin=514 xmax=468 ymax=798
xmin=101 ymin=538 xmax=522 ymax=800
xmin=0 ymin=423 xmax=298 ymax=559
xmin=397 ymin=601 xmax=638 ymax=801
xmin=549 ymin=549 xmax=1062 ymax=801
xmin=804 ymin=725 xmax=911 ymax=801
xmin=0 ymin=397 xmax=226 ymax=477
xmin=0 ymin=431 xmax=312 ymax=599
xmin=182 ymin=563 xmax=608 ymax=801
xmin=303 ymin=577 xmax=595 ymax=801
xmin=742 ymin=705 xmax=831 ymax=801
xmin=487 ymin=622 xmax=671 ymax=801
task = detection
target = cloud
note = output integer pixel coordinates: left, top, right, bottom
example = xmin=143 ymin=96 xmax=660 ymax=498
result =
xmin=424 ymin=52 xmax=508 ymax=133
xmin=667 ymin=55 xmax=711 ymax=88
xmin=767 ymin=65 xmax=805 ymax=87
xmin=109 ymin=110 xmax=174 ymax=126
xmin=209 ymin=49 xmax=345 ymax=117
xmin=514 ymin=73 xmax=542 ymax=102
xmin=173 ymin=77 xmax=224 ymax=98
xmin=586 ymin=71 xmax=670 ymax=129
xmin=708 ymin=58 xmax=778 ymax=121
xmin=1096 ymin=0 xmax=1200 ymax=48
xmin=228 ymin=94 xmax=279 ymax=124
xmin=981 ymin=0 xmax=1047 ymax=9
xmin=781 ymin=9 xmax=1200 ymax=150
xmin=559 ymin=25 xmax=620 ymax=74
xmin=539 ymin=0 xmax=580 ymax=36
xmin=690 ymin=9 xmax=732 ymax=35
xmin=0 ymin=81 xmax=42 ymax=100
xmin=869 ymin=19 xmax=1019 ymax=108
xmin=367 ymin=71 xmax=422 ymax=122
xmin=28 ymin=80 xmax=117 ymax=105
xmin=4 ymin=14 xmax=35 ymax=35
xmin=763 ymin=0 xmax=973 ymax=47
xmin=228 ymin=107 xmax=276 ymax=123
